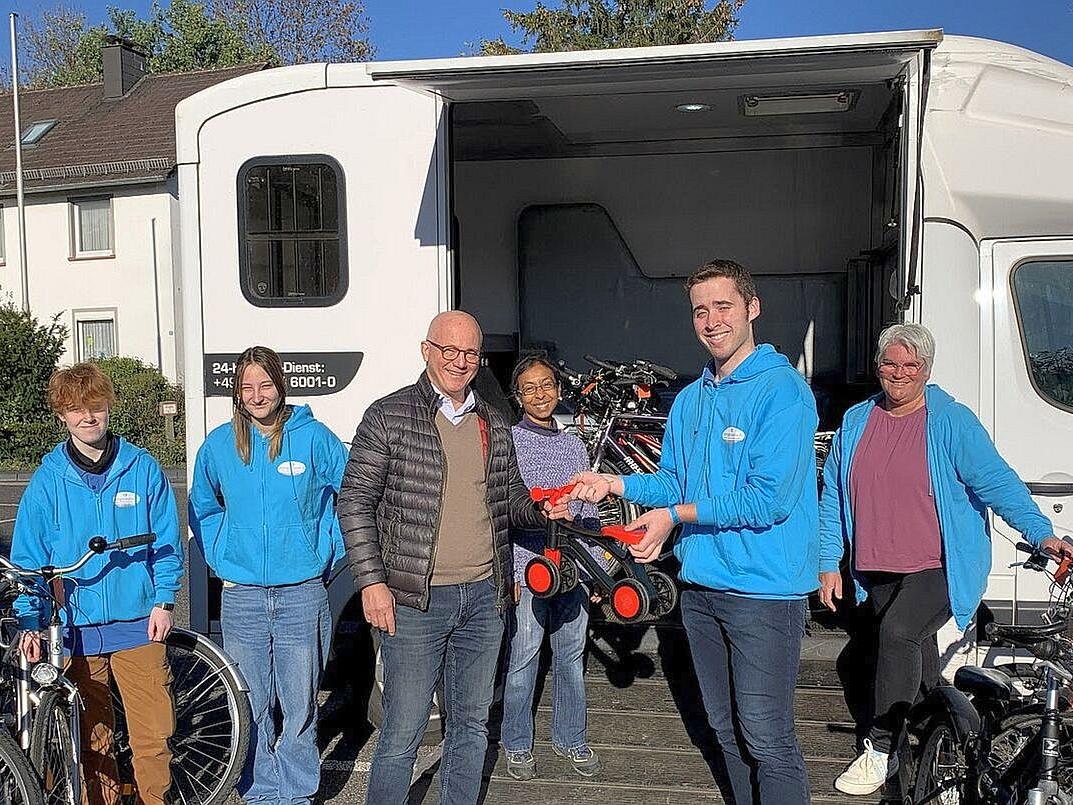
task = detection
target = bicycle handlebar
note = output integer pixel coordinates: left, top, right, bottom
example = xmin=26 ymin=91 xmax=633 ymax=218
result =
xmin=0 ymin=533 xmax=157 ymax=581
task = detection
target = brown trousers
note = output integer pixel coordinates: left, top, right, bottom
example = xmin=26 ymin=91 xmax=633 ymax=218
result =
xmin=66 ymin=641 xmax=175 ymax=805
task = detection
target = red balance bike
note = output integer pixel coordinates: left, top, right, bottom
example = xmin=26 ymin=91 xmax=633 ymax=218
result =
xmin=526 ymin=484 xmax=679 ymax=624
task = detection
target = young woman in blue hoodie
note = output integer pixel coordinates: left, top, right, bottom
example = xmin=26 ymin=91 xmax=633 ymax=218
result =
xmin=12 ymin=363 xmax=183 ymax=805
xmin=188 ymin=346 xmax=347 ymax=805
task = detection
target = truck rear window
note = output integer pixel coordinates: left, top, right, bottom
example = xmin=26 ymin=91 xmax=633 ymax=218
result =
xmin=237 ymin=156 xmax=347 ymax=307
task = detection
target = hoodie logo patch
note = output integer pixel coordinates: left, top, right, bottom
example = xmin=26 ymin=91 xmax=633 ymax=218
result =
xmin=278 ymin=461 xmax=306 ymax=477
xmin=722 ymin=427 xmax=746 ymax=444
xmin=114 ymin=491 xmax=140 ymax=508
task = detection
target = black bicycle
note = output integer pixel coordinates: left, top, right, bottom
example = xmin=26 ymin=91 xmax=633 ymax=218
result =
xmin=0 ymin=536 xmax=251 ymax=805
xmin=913 ymin=542 xmax=1073 ymax=804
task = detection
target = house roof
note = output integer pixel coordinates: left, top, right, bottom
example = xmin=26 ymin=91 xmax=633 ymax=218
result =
xmin=0 ymin=62 xmax=267 ymax=195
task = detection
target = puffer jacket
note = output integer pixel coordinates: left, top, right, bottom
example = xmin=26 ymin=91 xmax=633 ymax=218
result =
xmin=338 ymin=372 xmax=544 ymax=611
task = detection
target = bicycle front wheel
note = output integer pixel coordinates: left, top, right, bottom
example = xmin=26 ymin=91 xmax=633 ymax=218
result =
xmin=29 ymin=690 xmax=78 ymax=805
xmin=0 ymin=728 xmax=44 ymax=805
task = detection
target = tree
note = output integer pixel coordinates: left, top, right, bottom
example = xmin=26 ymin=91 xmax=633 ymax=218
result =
xmin=18 ymin=0 xmax=372 ymax=89
xmin=479 ymin=0 xmax=746 ymax=56
xmin=210 ymin=0 xmax=373 ymax=64
xmin=21 ymin=1 xmax=271 ymax=88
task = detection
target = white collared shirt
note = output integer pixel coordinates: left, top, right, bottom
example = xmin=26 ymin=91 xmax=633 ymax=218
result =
xmin=431 ymin=383 xmax=476 ymax=426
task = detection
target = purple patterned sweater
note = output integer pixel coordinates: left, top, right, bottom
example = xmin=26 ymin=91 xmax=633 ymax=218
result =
xmin=510 ymin=420 xmax=603 ymax=583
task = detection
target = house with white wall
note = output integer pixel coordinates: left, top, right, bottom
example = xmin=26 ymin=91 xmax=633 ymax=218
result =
xmin=0 ymin=38 xmax=264 ymax=382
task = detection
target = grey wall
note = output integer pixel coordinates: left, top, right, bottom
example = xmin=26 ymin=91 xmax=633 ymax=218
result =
xmin=455 ymin=146 xmax=874 ymax=379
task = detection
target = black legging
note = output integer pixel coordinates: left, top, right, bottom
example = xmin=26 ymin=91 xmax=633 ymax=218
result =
xmin=864 ymin=567 xmax=952 ymax=752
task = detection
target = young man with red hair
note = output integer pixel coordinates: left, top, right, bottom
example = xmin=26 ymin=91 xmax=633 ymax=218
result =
xmin=12 ymin=362 xmax=183 ymax=805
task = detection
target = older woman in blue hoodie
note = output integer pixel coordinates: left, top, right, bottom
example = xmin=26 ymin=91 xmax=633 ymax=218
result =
xmin=189 ymin=346 xmax=346 ymax=805
xmin=819 ymin=323 xmax=1069 ymax=797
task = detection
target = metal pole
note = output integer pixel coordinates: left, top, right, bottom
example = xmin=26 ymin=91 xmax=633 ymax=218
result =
xmin=10 ymin=13 xmax=29 ymax=313
xmin=150 ymin=217 xmax=163 ymax=370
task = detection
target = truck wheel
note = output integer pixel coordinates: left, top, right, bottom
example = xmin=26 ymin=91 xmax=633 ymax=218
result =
xmin=367 ymin=631 xmax=445 ymax=747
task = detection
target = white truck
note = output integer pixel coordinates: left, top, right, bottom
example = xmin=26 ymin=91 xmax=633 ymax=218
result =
xmin=175 ymin=29 xmax=1073 ymax=649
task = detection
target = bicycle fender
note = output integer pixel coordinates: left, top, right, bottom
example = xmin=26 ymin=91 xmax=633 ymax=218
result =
xmin=175 ymin=627 xmax=251 ymax=694
xmin=915 ymin=685 xmax=982 ymax=741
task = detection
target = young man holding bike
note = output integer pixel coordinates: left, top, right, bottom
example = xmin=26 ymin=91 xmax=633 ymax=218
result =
xmin=12 ymin=363 xmax=183 ymax=805
xmin=564 ymin=259 xmax=819 ymax=804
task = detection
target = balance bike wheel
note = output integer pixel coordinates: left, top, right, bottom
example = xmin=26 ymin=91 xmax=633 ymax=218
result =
xmin=610 ymin=578 xmax=651 ymax=624
xmin=647 ymin=570 xmax=679 ymax=618
xmin=525 ymin=556 xmax=562 ymax=598
xmin=559 ymin=555 xmax=580 ymax=593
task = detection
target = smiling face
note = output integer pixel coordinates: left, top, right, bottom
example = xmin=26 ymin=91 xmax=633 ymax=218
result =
xmin=239 ymin=362 xmax=282 ymax=426
xmin=59 ymin=405 xmax=110 ymax=449
xmin=421 ymin=311 xmax=483 ymax=404
xmin=877 ymin=342 xmax=930 ymax=408
xmin=690 ymin=276 xmax=760 ymax=375
xmin=516 ymin=363 xmax=560 ymax=424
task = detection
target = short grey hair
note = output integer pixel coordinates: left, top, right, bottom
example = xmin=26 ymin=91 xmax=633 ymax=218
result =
xmin=875 ymin=323 xmax=936 ymax=367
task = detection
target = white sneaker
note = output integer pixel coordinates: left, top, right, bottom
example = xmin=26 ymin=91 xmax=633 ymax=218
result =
xmin=834 ymin=739 xmax=898 ymax=795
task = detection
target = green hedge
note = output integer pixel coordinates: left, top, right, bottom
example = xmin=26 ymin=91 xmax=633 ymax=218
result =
xmin=0 ymin=306 xmax=67 ymax=468
xmin=0 ymin=306 xmax=185 ymax=470
xmin=96 ymin=357 xmax=186 ymax=466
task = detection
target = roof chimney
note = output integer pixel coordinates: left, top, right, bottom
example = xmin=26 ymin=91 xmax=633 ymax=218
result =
xmin=102 ymin=36 xmax=147 ymax=99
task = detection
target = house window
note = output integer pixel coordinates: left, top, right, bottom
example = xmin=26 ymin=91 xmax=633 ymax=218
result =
xmin=70 ymin=196 xmax=114 ymax=258
xmin=20 ymin=120 xmax=58 ymax=146
xmin=76 ymin=317 xmax=117 ymax=361
xmin=237 ymin=156 xmax=347 ymax=307
xmin=1011 ymin=259 xmax=1073 ymax=411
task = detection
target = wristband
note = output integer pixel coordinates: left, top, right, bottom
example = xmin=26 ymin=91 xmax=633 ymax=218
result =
xmin=668 ymin=506 xmax=682 ymax=526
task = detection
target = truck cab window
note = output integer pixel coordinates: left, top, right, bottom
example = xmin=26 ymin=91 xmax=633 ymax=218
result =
xmin=1012 ymin=259 xmax=1073 ymax=410
xmin=238 ymin=157 xmax=347 ymax=307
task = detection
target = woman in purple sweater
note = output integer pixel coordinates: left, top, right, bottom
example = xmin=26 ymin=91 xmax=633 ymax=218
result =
xmin=502 ymin=355 xmax=603 ymax=781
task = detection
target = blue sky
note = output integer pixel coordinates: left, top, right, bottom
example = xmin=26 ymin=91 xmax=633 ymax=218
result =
xmin=1 ymin=0 xmax=1071 ymax=67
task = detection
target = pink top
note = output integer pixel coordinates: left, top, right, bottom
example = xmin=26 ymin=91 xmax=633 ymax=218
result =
xmin=850 ymin=405 xmax=943 ymax=574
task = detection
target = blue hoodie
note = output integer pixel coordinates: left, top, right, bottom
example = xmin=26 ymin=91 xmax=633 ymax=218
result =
xmin=819 ymin=385 xmax=1052 ymax=630
xmin=621 ymin=344 xmax=820 ymax=599
xmin=11 ymin=439 xmax=183 ymax=630
xmin=188 ymin=404 xmax=347 ymax=587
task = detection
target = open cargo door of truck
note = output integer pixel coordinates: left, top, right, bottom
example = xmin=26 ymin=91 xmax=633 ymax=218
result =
xmin=370 ymin=29 xmax=940 ymax=317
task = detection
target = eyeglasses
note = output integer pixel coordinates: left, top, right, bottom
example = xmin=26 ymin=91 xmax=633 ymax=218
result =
xmin=878 ymin=360 xmax=925 ymax=377
xmin=425 ymin=340 xmax=482 ymax=365
xmin=518 ymin=380 xmax=558 ymax=399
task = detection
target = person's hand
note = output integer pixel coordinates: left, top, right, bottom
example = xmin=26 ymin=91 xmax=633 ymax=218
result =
xmin=363 ymin=583 xmax=397 ymax=636
xmin=569 ymin=472 xmax=617 ymax=505
xmin=623 ymin=507 xmax=674 ymax=563
xmin=148 ymin=607 xmax=174 ymax=642
xmin=18 ymin=631 xmax=42 ymax=663
xmin=545 ymin=500 xmax=574 ymax=521
xmin=1041 ymin=536 xmax=1073 ymax=561
xmin=819 ymin=571 xmax=842 ymax=612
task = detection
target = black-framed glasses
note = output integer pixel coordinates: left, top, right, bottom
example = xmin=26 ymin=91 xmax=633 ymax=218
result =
xmin=518 ymin=380 xmax=558 ymax=399
xmin=425 ymin=340 xmax=482 ymax=365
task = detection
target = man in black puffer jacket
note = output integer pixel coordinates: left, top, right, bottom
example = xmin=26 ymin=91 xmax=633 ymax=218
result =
xmin=338 ymin=310 xmax=545 ymax=805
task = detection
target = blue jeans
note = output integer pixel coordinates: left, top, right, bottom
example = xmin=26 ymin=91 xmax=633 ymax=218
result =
xmin=501 ymin=585 xmax=589 ymax=752
xmin=221 ymin=578 xmax=331 ymax=805
xmin=367 ymin=578 xmax=504 ymax=805
xmin=680 ymin=588 xmax=810 ymax=805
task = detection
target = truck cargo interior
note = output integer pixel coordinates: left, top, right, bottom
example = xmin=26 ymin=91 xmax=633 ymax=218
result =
xmin=445 ymin=52 xmax=922 ymax=427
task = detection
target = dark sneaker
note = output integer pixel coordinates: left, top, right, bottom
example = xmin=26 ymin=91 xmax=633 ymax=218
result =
xmin=553 ymin=744 xmax=601 ymax=777
xmin=504 ymin=749 xmax=536 ymax=781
